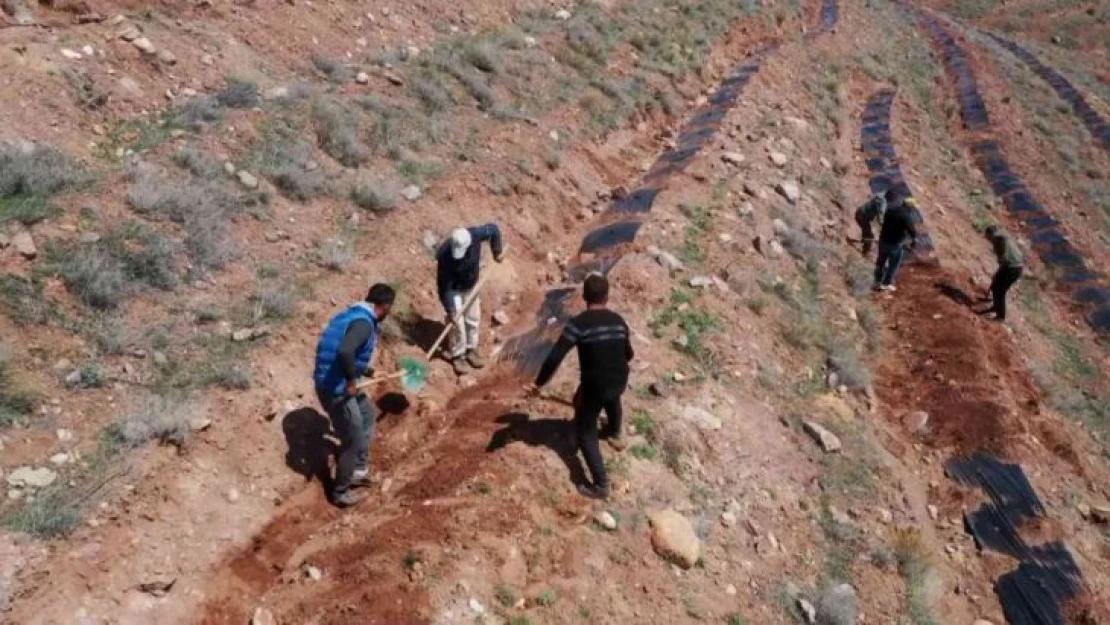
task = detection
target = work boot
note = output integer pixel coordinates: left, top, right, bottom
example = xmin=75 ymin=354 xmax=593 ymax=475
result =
xmin=451 ymin=357 xmax=468 ymax=376
xmin=577 ymin=483 xmax=610 ymax=500
xmin=332 ymin=490 xmax=368 ymax=508
xmin=466 ymin=350 xmax=486 ymax=369
xmin=351 ymin=469 xmax=372 ymax=489
xmin=605 ymin=435 xmax=628 ymax=451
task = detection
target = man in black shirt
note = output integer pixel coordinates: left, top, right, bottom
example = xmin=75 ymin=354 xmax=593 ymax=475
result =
xmin=527 ymin=274 xmax=634 ymax=500
xmin=873 ymin=195 xmax=918 ymax=292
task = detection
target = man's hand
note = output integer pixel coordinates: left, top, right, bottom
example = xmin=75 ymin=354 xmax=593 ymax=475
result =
xmin=494 ymin=251 xmax=505 ymax=263
xmin=445 ymin=312 xmax=456 ymax=326
xmin=345 ymin=380 xmax=359 ymax=396
xmin=523 ymin=383 xmax=540 ymax=398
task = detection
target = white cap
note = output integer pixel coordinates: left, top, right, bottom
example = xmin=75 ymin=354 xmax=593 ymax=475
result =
xmin=449 ymin=228 xmax=472 ymax=260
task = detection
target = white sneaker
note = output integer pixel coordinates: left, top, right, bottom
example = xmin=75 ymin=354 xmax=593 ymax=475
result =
xmin=881 ymin=284 xmax=897 ymax=292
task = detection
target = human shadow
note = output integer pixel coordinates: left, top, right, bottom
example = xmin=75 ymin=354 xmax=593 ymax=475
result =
xmin=486 ymin=412 xmax=588 ymax=486
xmin=282 ymin=407 xmax=336 ymax=490
xmin=376 ymin=392 xmax=411 ymax=419
xmin=935 ymin=280 xmax=977 ymax=308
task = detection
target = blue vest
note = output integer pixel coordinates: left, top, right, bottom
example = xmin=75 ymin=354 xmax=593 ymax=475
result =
xmin=313 ymin=303 xmax=377 ymax=395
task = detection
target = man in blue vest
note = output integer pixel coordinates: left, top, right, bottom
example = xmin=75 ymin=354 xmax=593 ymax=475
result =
xmin=313 ymin=283 xmax=395 ymax=508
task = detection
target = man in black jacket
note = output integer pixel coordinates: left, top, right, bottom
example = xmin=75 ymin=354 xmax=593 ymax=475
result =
xmin=436 ymin=223 xmax=504 ymax=375
xmin=527 ymin=274 xmax=634 ymax=500
xmin=873 ymin=195 xmax=918 ymax=292
xmin=855 ymin=188 xmax=897 ymax=255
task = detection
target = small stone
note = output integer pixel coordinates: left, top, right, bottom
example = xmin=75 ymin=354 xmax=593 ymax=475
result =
xmin=798 ymin=598 xmax=816 ymax=623
xmin=648 ymin=382 xmax=668 ymax=398
xmin=771 ymin=218 xmax=790 ymax=235
xmin=878 ymin=508 xmax=893 ymax=524
xmin=1091 ymin=505 xmax=1110 ymax=524
xmin=5 ymin=466 xmax=58 ymax=488
xmin=152 ymin=351 xmax=168 ymax=366
xmin=802 ymin=421 xmax=841 ymax=453
xmin=927 ymin=504 xmax=939 ymax=521
xmin=12 ymin=229 xmax=37 ymax=259
xmin=223 ymin=161 xmax=237 ymax=176
xmin=57 ymin=429 xmax=73 ymax=441
xmin=201 ymin=54 xmax=214 ymax=66
xmin=305 ymin=565 xmax=322 ymax=581
xmin=720 ymin=510 xmax=737 ymax=527
xmin=49 ymin=453 xmax=70 ymax=465
xmin=491 ymin=311 xmax=511 ymax=327
xmin=188 ymin=417 xmax=212 ymax=432
xmin=594 ymin=511 xmax=617 ymax=531
xmin=768 ymin=240 xmax=785 ymax=256
xmin=681 ymin=405 xmax=722 ymax=431
xmin=689 ymin=276 xmax=714 ymax=289
xmin=523 ymin=36 xmax=538 ymax=48
xmin=138 ymin=577 xmax=176 ymax=597
xmin=737 ymin=201 xmax=754 ymax=217
xmin=157 ymin=50 xmax=176 ymax=65
xmin=384 ymin=71 xmax=404 ymax=86
xmin=468 ymin=598 xmax=485 ymax=614
xmin=118 ymin=26 xmax=140 ymax=41
xmin=554 ymin=9 xmax=571 ymax=20
xmin=721 ymin=152 xmax=745 ymax=166
xmin=64 ymin=369 xmax=82 ymax=386
xmin=776 ymin=180 xmax=801 ymax=203
xmin=236 ymin=170 xmax=259 ymax=189
xmin=61 ymin=48 xmax=83 ymax=60
xmin=902 ymin=410 xmax=929 ymax=433
xmin=251 ymin=608 xmax=276 ymax=625
xmin=79 ymin=231 xmax=101 ymax=244
xmin=355 ymin=72 xmax=370 ymax=84
xmin=400 ymin=185 xmax=422 ymax=201
xmin=648 ymin=509 xmax=701 ymax=569
xmin=226 ymin=488 xmax=240 ymax=503
xmin=726 ymin=584 xmax=737 ymax=596
xmin=132 ymin=37 xmax=157 ymax=55
xmin=770 ymin=151 xmax=788 ymax=167
xmin=421 ymin=230 xmax=438 ymax=252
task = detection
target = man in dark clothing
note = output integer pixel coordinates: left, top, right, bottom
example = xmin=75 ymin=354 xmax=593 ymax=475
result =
xmin=437 ymin=223 xmax=504 ymax=375
xmin=528 ymin=274 xmax=634 ymax=500
xmin=981 ymin=225 xmax=1025 ymax=321
xmin=313 ymin=283 xmax=395 ymax=508
xmin=873 ymin=195 xmax=918 ymax=292
xmin=855 ymin=188 xmax=897 ymax=255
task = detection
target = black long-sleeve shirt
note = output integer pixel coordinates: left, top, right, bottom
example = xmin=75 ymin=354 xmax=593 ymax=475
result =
xmin=436 ymin=223 xmax=503 ymax=313
xmin=535 ymin=308 xmax=634 ymax=390
xmin=337 ymin=319 xmax=373 ymax=383
xmin=878 ymin=204 xmax=918 ymax=246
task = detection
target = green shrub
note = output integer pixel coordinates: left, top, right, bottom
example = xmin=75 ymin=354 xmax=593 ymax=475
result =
xmin=313 ymin=99 xmax=371 ymax=167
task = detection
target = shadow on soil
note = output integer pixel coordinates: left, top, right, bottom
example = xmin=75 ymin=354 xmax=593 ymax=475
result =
xmin=936 ymin=279 xmax=976 ymax=308
xmin=487 ymin=412 xmax=589 ymax=486
xmin=282 ymin=408 xmax=336 ymax=488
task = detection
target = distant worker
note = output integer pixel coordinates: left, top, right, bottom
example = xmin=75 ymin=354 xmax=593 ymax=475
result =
xmin=527 ymin=274 xmax=634 ymax=500
xmin=981 ymin=225 xmax=1024 ymax=321
xmin=437 ymin=223 xmax=504 ymax=375
xmin=874 ymin=194 xmax=918 ymax=292
xmin=313 ymin=283 xmax=395 ymax=508
xmin=855 ymin=188 xmax=897 ymax=255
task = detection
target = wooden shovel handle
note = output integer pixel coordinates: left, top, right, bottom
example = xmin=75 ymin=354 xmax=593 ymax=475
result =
xmin=356 ymin=370 xmax=406 ymax=390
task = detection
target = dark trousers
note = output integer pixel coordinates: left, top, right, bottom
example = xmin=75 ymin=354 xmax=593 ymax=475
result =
xmin=857 ymin=217 xmax=875 ymax=255
xmin=316 ymin=388 xmax=376 ymax=497
xmin=874 ymin=241 xmax=905 ymax=286
xmin=573 ymin=384 xmax=624 ymax=488
xmin=990 ymin=266 xmax=1023 ymax=320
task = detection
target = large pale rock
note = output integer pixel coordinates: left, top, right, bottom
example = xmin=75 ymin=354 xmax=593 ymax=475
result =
xmin=5 ymin=467 xmax=58 ymax=489
xmin=649 ymin=509 xmax=701 ymax=569
xmin=11 ymin=229 xmax=36 ymax=259
xmin=803 ymin=421 xmax=841 ymax=453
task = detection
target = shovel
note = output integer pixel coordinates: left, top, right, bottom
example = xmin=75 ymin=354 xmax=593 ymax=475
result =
xmin=357 ymin=358 xmax=428 ymax=393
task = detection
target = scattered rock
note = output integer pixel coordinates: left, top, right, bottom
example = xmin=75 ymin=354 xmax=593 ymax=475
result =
xmin=157 ymin=50 xmax=176 ymax=65
xmin=784 ymin=116 xmax=810 ymax=132
xmin=689 ymin=276 xmax=714 ymax=289
xmin=400 ymin=185 xmax=422 ymax=201
xmin=49 ymin=453 xmax=70 ymax=466
xmin=726 ymin=584 xmax=737 ymax=596
xmin=768 ymin=240 xmax=785 ymax=257
xmin=648 ymin=382 xmax=668 ymax=398
xmin=554 ymin=9 xmax=571 ymax=20
xmin=720 ymin=510 xmax=737 ymax=527
xmin=223 ymin=161 xmax=237 ymax=176
xmin=770 ymin=151 xmax=788 ymax=167
xmin=523 ymin=36 xmax=538 ymax=48
xmin=776 ymin=180 xmax=801 ymax=203
xmin=771 ymin=218 xmax=790 ymax=236
xmin=647 ymin=246 xmax=683 ymax=273
xmin=721 ymin=152 xmax=745 ymax=166
xmin=802 ymin=421 xmax=841 ymax=453
xmin=11 ymin=229 xmax=36 ymax=259
xmin=118 ymin=25 xmax=141 ymax=41
xmin=878 ymin=508 xmax=893 ymax=524
xmin=594 ymin=511 xmax=617 ymax=531
xmin=226 ymin=488 xmax=240 ymax=503
xmin=153 ymin=351 xmax=168 ymax=366
xmin=138 ymin=577 xmax=176 ymax=597
xmin=304 ymin=565 xmax=322 ymax=581
xmin=468 ymin=598 xmax=485 ymax=614
xmin=681 ymin=405 xmax=722 ymax=431
xmin=902 ymin=410 xmax=929 ymax=433
xmin=0 ymin=232 xmax=8 ymax=248
xmin=5 ymin=466 xmax=58 ymax=489
xmin=236 ymin=170 xmax=259 ymax=189
xmin=188 ymin=416 xmax=212 ymax=432
xmin=1091 ymin=505 xmax=1110 ymax=524
xmin=131 ymin=37 xmax=157 ymax=55
xmin=61 ymin=48 xmax=83 ymax=60
xmin=251 ymin=608 xmax=276 ymax=625
xmin=355 ymin=72 xmax=370 ymax=84
xmin=79 ymin=231 xmax=101 ymax=244
xmin=927 ymin=504 xmax=939 ymax=521
xmin=797 ymin=597 xmax=817 ymax=624
xmin=384 ymin=71 xmax=404 ymax=86
xmin=737 ymin=201 xmax=754 ymax=217
xmin=421 ymin=230 xmax=438 ymax=253
xmin=491 ymin=310 xmax=511 ymax=327
xmin=231 ymin=327 xmax=269 ymax=342
xmin=648 ymin=509 xmax=701 ymax=569
xmin=201 ymin=54 xmax=214 ymax=66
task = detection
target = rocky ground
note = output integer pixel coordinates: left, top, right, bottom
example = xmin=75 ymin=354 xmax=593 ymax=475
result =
xmin=1 ymin=0 xmax=1108 ymax=624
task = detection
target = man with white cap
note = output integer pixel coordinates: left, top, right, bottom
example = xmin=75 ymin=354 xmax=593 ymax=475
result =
xmin=436 ymin=223 xmax=504 ymax=375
